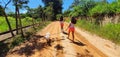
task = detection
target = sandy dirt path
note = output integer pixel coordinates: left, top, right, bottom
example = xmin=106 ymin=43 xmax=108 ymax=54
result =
xmin=6 ymin=21 xmax=108 ymax=57
xmin=75 ymin=27 xmax=120 ymax=57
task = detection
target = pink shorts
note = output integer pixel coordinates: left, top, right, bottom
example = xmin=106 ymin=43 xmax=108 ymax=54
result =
xmin=69 ymin=27 xmax=75 ymax=32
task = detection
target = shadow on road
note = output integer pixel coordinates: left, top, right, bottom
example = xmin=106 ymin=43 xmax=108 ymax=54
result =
xmin=0 ymin=42 xmax=9 ymax=57
xmin=6 ymin=34 xmax=54 ymax=57
xmin=72 ymin=41 xmax=85 ymax=46
xmin=62 ymin=31 xmax=68 ymax=35
xmin=9 ymin=36 xmax=46 ymax=57
xmin=33 ymin=35 xmax=44 ymax=38
xmin=70 ymin=39 xmax=85 ymax=46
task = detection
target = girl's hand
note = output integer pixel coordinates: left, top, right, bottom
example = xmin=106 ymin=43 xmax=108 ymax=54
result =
xmin=65 ymin=27 xmax=68 ymax=31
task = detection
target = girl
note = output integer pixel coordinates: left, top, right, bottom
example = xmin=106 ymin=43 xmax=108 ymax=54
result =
xmin=67 ymin=17 xmax=77 ymax=42
xmin=60 ymin=16 xmax=64 ymax=32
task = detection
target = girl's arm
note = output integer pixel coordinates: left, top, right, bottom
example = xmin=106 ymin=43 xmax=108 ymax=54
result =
xmin=66 ymin=23 xmax=71 ymax=31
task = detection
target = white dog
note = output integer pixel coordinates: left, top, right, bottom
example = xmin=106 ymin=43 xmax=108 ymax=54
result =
xmin=45 ymin=32 xmax=52 ymax=46
xmin=45 ymin=32 xmax=50 ymax=39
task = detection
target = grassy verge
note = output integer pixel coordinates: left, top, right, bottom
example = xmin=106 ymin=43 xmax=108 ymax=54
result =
xmin=76 ymin=19 xmax=120 ymax=44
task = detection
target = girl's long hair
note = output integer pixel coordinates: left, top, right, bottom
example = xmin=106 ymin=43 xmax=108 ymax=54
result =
xmin=60 ymin=16 xmax=63 ymax=21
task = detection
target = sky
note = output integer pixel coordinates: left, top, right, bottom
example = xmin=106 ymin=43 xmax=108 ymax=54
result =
xmin=0 ymin=0 xmax=74 ymax=13
xmin=27 ymin=0 xmax=74 ymax=12
xmin=0 ymin=0 xmax=114 ymax=13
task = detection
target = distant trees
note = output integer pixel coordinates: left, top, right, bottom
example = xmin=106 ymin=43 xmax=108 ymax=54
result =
xmin=7 ymin=12 xmax=15 ymax=17
xmin=26 ymin=0 xmax=63 ymax=21
xmin=68 ymin=0 xmax=96 ymax=17
xmin=44 ymin=2 xmax=54 ymax=20
xmin=64 ymin=0 xmax=120 ymax=25
xmin=42 ymin=0 xmax=62 ymax=20
xmin=68 ymin=0 xmax=120 ymax=17
xmin=26 ymin=5 xmax=44 ymax=21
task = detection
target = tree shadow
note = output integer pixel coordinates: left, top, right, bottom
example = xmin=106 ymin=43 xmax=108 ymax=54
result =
xmin=9 ymin=35 xmax=48 ymax=57
xmin=76 ymin=52 xmax=93 ymax=57
xmin=0 ymin=34 xmax=48 ymax=57
xmin=54 ymin=44 xmax=64 ymax=56
xmin=54 ymin=44 xmax=64 ymax=50
xmin=33 ymin=35 xmax=44 ymax=38
xmin=11 ymin=44 xmax=35 ymax=56
xmin=0 ymin=42 xmax=9 ymax=57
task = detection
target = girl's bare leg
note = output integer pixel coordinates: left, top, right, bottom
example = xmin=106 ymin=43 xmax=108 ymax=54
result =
xmin=61 ymin=26 xmax=63 ymax=32
xmin=68 ymin=31 xmax=70 ymax=39
xmin=72 ymin=31 xmax=74 ymax=42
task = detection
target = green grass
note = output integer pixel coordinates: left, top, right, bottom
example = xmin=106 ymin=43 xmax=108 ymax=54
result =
xmin=0 ymin=16 xmax=38 ymax=32
xmin=76 ymin=19 xmax=120 ymax=44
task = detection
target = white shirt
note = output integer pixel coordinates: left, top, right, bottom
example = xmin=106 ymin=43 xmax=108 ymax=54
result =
xmin=60 ymin=21 xmax=64 ymax=24
xmin=69 ymin=23 xmax=74 ymax=28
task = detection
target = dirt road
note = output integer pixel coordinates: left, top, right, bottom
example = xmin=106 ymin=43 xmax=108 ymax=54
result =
xmin=6 ymin=21 xmax=108 ymax=57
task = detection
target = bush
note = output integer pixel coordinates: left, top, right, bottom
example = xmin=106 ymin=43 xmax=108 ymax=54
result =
xmin=9 ymin=35 xmax=25 ymax=49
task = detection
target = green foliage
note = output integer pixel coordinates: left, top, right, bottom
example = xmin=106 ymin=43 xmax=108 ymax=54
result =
xmin=22 ymin=17 xmax=33 ymax=26
xmin=0 ymin=17 xmax=13 ymax=32
xmin=89 ymin=1 xmax=120 ymax=16
xmin=27 ymin=5 xmax=44 ymax=19
xmin=69 ymin=6 xmax=83 ymax=17
xmin=67 ymin=0 xmax=120 ymax=17
xmin=63 ymin=10 xmax=71 ymax=17
xmin=44 ymin=2 xmax=54 ymax=20
xmin=89 ymin=3 xmax=105 ymax=16
xmin=77 ymin=19 xmax=120 ymax=44
xmin=56 ymin=14 xmax=62 ymax=20
xmin=42 ymin=0 xmax=62 ymax=20
xmin=68 ymin=0 xmax=96 ymax=17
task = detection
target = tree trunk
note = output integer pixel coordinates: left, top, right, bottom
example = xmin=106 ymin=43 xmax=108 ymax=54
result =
xmin=3 ymin=9 xmax=14 ymax=37
xmin=43 ymin=13 xmax=45 ymax=22
xmin=15 ymin=4 xmax=19 ymax=34
xmin=41 ymin=13 xmax=44 ymax=24
xmin=18 ymin=8 xmax=24 ymax=37
xmin=32 ymin=18 xmax=36 ymax=30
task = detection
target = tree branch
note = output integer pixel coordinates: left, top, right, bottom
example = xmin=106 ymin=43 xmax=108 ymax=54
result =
xmin=4 ymin=0 xmax=11 ymax=9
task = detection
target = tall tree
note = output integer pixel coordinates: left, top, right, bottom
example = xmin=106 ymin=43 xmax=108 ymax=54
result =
xmin=13 ymin=0 xmax=29 ymax=37
xmin=44 ymin=2 xmax=54 ymax=20
xmin=14 ymin=0 xmax=19 ymax=34
xmin=0 ymin=5 xmax=3 ymax=16
xmin=42 ymin=0 xmax=62 ymax=20
xmin=0 ymin=0 xmax=14 ymax=36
